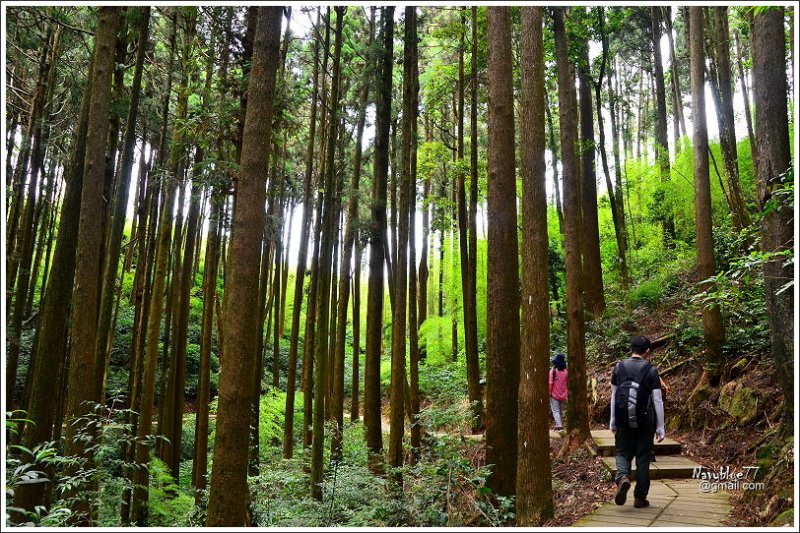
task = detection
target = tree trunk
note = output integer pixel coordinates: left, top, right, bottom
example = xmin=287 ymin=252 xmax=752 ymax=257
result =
xmin=192 ymin=190 xmax=221 ymax=499
xmin=387 ymin=6 xmax=416 ymax=475
xmin=364 ymin=6 xmax=394 ymax=466
xmin=577 ymin=41 xmax=605 ymax=317
xmin=206 ymin=7 xmax=282 ymax=526
xmin=333 ymin=50 xmax=371 ymax=457
xmin=712 ymin=6 xmax=752 ymax=231
xmin=597 ymin=8 xmax=630 ymax=288
xmin=652 ymin=7 xmax=676 ymax=243
xmin=517 ymin=7 xmax=554 ymax=524
xmin=751 ymin=6 xmax=794 ymax=433
xmin=554 ymin=7 xmax=591 ymax=451
xmin=687 ymin=7 xmax=726 ymax=405
xmin=485 ymin=7 xmax=520 ymax=497
xmin=60 ymin=9 xmax=121 ymax=524
xmin=734 ymin=30 xmax=757 ymax=177
xmin=310 ymin=6 xmax=344 ymax=500
xmin=13 ymin=52 xmax=94 ymax=518
xmin=283 ymin=7 xmax=321 ymax=459
xmin=95 ymin=6 xmax=151 ymax=404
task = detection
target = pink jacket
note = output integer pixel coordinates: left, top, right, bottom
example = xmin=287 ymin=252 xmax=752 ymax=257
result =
xmin=549 ymin=368 xmax=568 ymax=402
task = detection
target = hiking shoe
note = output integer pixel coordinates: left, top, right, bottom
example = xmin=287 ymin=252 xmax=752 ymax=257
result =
xmin=634 ymin=498 xmax=650 ymax=508
xmin=614 ymin=476 xmax=631 ymax=506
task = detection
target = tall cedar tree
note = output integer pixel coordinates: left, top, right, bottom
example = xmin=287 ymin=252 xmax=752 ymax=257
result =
xmin=751 ymin=6 xmax=794 ymax=433
xmin=61 ymin=9 xmax=120 ymax=525
xmin=95 ymin=8 xmax=151 ymax=401
xmin=577 ymin=36 xmax=605 ymax=317
xmin=711 ymin=6 xmax=751 ymax=231
xmin=485 ymin=6 xmax=520 ymax=497
xmin=388 ymin=5 xmax=417 ymax=474
xmin=517 ymin=6 xmax=555 ymax=524
xmin=130 ymin=8 xmax=196 ymax=524
xmin=467 ymin=6 xmax=482 ymax=431
xmin=13 ymin=51 xmax=94 ymax=519
xmin=206 ymin=7 xmax=282 ymax=526
xmin=688 ymin=7 xmax=726 ymax=403
xmin=283 ymin=7 xmax=321 ymax=459
xmin=456 ymin=9 xmax=482 ymax=432
xmin=364 ymin=6 xmax=394 ymax=465
xmin=651 ymin=7 xmax=676 ymax=243
xmin=311 ymin=6 xmax=344 ymax=500
xmin=553 ymin=7 xmax=592 ymax=450
xmin=333 ymin=13 xmax=374 ymax=457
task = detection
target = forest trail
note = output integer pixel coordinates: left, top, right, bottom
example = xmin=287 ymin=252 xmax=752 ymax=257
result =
xmin=574 ymin=431 xmax=731 ymax=527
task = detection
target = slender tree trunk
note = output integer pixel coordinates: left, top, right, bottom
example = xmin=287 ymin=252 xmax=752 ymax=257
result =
xmin=577 ymin=41 xmax=605 ymax=317
xmin=597 ymin=8 xmax=630 ymax=288
xmin=13 ymin=54 xmax=93 ymax=518
xmin=734 ymin=30 xmax=757 ymax=177
xmin=485 ymin=7 xmax=520 ymax=497
xmin=95 ymin=7 xmax=151 ymax=403
xmin=192 ymin=190 xmax=221 ymax=499
xmin=665 ymin=7 xmax=687 ymax=146
xmin=364 ymin=6 xmax=394 ymax=466
xmin=554 ymin=7 xmax=591 ymax=451
xmin=688 ymin=7 xmax=727 ymax=405
xmin=310 ymin=6 xmax=344 ymax=500
xmin=652 ymin=7 xmax=676 ymax=243
xmin=712 ymin=6 xmax=752 ymax=231
xmin=351 ymin=239 xmax=363 ymax=422
xmin=545 ymin=92 xmax=565 ymax=235
xmin=387 ymin=6 xmax=416 ymax=476
xmin=751 ymin=6 xmax=794 ymax=433
xmin=131 ymin=8 xmax=196 ymax=523
xmin=7 ymin=26 xmax=60 ymax=402
xmin=332 ymin=55 xmax=371 ymax=458
xmin=206 ymin=7 xmax=282 ymax=526
xmin=283 ymin=7 xmax=321 ymax=459
xmin=408 ymin=42 xmax=422 ymax=456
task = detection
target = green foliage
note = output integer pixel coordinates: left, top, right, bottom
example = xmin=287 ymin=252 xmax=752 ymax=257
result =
xmin=146 ymin=459 xmax=194 ymax=527
xmin=249 ymin=419 xmax=512 ymax=527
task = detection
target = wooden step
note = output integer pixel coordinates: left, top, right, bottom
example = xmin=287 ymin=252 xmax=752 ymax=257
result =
xmin=592 ymin=429 xmax=682 ymax=457
xmin=601 ymin=455 xmax=703 ymax=480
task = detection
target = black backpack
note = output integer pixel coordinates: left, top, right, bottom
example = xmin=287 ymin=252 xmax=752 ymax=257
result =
xmin=614 ymin=361 xmax=653 ymax=430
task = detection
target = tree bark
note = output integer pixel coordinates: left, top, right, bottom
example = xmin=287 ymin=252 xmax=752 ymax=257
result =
xmin=577 ymin=40 xmax=605 ymax=317
xmin=60 ymin=8 xmax=121 ymax=524
xmin=554 ymin=7 xmax=591 ymax=451
xmin=310 ymin=6 xmax=344 ymax=500
xmin=485 ymin=6 xmax=520 ymax=497
xmin=688 ymin=7 xmax=726 ymax=403
xmin=206 ymin=7 xmax=282 ymax=526
xmin=13 ymin=50 xmax=94 ymax=518
xmin=364 ymin=6 xmax=394 ymax=466
xmin=711 ymin=6 xmax=752 ymax=231
xmin=283 ymin=7 xmax=321 ymax=459
xmin=751 ymin=6 xmax=794 ymax=433
xmin=517 ymin=7 xmax=554 ymax=524
xmin=95 ymin=6 xmax=151 ymax=404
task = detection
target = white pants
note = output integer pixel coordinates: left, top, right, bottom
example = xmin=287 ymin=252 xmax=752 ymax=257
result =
xmin=550 ymin=397 xmax=565 ymax=428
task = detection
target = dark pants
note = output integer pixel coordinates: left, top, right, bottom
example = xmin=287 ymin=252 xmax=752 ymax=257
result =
xmin=615 ymin=427 xmax=655 ymax=499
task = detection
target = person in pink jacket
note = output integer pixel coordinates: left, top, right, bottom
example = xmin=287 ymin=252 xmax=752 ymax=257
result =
xmin=549 ymin=353 xmax=568 ymax=431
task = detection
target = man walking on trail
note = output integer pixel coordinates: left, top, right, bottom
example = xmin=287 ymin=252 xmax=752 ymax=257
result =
xmin=610 ymin=335 xmax=665 ymax=508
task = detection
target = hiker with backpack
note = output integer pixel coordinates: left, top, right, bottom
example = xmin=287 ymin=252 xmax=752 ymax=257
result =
xmin=610 ymin=336 xmax=665 ymax=509
xmin=549 ymin=353 xmax=568 ymax=432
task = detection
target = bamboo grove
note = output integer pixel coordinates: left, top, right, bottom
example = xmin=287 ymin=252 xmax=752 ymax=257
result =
xmin=4 ymin=4 xmax=795 ymax=528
